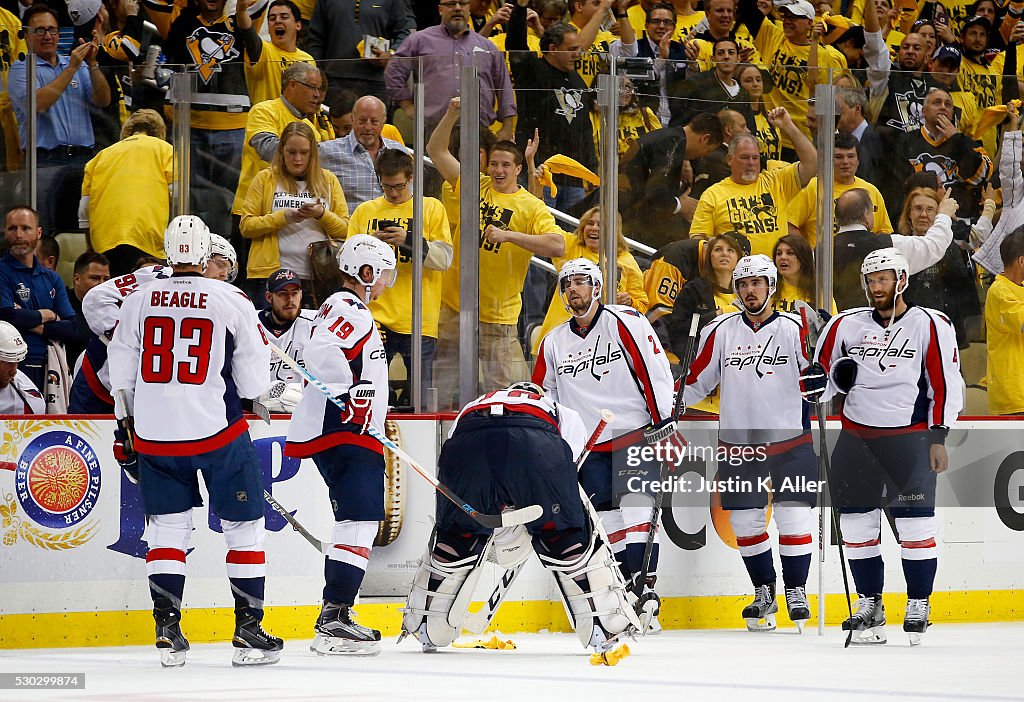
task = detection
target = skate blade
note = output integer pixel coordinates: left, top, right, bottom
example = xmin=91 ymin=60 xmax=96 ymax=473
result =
xmin=850 ymin=627 xmax=887 ymax=645
xmin=590 ymin=643 xmax=631 ymax=666
xmin=794 ymin=619 xmax=806 ymax=634
xmin=639 ymin=601 xmax=660 ymax=636
xmin=311 ymin=633 xmax=382 ymax=656
xmin=158 ymin=649 xmax=187 ymax=668
xmin=745 ymin=614 xmax=777 ymax=632
xmin=231 ymin=648 xmax=282 ymax=666
xmin=908 ymin=632 xmax=924 ymax=646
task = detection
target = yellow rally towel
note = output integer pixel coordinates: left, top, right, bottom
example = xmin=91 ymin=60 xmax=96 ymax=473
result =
xmin=536 ymin=155 xmax=600 ymax=198
xmin=452 ymin=635 xmax=517 ymax=650
xmin=820 ymin=13 xmax=854 ymax=44
xmin=975 ymin=100 xmax=1023 ymax=138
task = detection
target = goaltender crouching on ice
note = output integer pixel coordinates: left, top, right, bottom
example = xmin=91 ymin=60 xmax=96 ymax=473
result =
xmin=284 ymin=235 xmax=397 ymax=656
xmin=400 ymin=384 xmax=642 ymax=655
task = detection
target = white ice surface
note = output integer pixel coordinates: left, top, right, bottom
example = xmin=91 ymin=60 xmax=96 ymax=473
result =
xmin=0 ymin=624 xmax=1021 ymax=702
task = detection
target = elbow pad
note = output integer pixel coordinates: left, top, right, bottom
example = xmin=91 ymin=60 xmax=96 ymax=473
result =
xmin=830 ymin=357 xmax=858 ymax=394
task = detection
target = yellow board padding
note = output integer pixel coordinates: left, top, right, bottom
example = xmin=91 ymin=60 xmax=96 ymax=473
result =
xmin=2 ymin=590 xmax=1022 ymax=649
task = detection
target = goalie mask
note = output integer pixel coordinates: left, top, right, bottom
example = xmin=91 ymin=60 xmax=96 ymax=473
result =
xmin=732 ymin=254 xmax=777 ymax=316
xmin=207 ymin=233 xmax=238 ymax=283
xmin=164 ymin=215 xmax=211 ymax=267
xmin=558 ymin=258 xmax=602 ymax=318
xmin=860 ymin=247 xmax=909 ymax=300
xmin=338 ymin=234 xmax=398 ymax=303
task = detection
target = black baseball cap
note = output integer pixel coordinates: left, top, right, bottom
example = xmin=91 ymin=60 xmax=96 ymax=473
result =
xmin=267 ymin=268 xmax=302 ymax=292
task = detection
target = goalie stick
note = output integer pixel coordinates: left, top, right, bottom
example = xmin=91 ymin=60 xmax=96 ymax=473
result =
xmin=462 ymin=409 xmax=615 ymax=635
xmin=267 ymin=343 xmax=543 ymax=529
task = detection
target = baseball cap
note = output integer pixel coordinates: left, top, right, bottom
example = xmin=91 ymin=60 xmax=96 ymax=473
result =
xmin=67 ymin=0 xmax=101 ymax=25
xmin=267 ymin=268 xmax=302 ymax=292
xmin=931 ymin=45 xmax=962 ymax=67
xmin=961 ymin=15 xmax=992 ymax=34
xmin=775 ymin=0 xmax=816 ymax=20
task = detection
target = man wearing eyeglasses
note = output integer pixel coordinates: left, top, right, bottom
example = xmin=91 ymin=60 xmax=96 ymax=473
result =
xmin=348 ymin=149 xmax=453 ymax=407
xmin=635 ymin=2 xmax=690 ymax=125
xmin=385 ymin=0 xmax=516 ymax=140
xmin=8 ymin=5 xmax=111 ymax=237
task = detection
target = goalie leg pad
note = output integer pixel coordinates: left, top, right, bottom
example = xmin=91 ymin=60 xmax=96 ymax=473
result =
xmin=537 ymin=528 xmax=641 ymax=651
xmin=402 ymin=530 xmax=488 ymax=649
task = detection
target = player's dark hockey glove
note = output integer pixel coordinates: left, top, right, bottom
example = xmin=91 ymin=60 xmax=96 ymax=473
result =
xmin=830 ymin=357 xmax=858 ymax=394
xmin=339 ymin=381 xmax=375 ymax=434
xmin=644 ymin=418 xmax=686 ymax=465
xmin=113 ymin=417 xmax=139 ymax=484
xmin=799 ymin=363 xmax=828 ymax=403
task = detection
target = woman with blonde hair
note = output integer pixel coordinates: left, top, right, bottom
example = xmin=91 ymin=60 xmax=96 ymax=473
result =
xmin=240 ymin=121 xmax=350 ymax=300
xmin=531 ymin=206 xmax=648 ymax=356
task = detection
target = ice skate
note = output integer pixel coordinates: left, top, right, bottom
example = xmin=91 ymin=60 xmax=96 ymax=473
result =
xmin=232 ymin=611 xmax=284 ymax=666
xmin=311 ymin=602 xmax=382 ymax=656
xmin=785 ymin=586 xmax=810 ymax=633
xmin=742 ymin=583 xmax=778 ymax=632
xmin=631 ymin=576 xmax=662 ymax=635
xmin=154 ymin=604 xmax=189 ymax=668
xmin=904 ymin=597 xmax=930 ymax=646
xmin=842 ymin=595 xmax=887 ymax=645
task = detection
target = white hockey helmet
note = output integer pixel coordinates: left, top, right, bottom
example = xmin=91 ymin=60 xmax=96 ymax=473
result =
xmin=0 ymin=321 xmax=27 ymax=363
xmin=860 ymin=247 xmax=909 ymax=299
xmin=507 ymin=381 xmax=544 ymax=396
xmin=732 ymin=254 xmax=777 ymax=315
xmin=558 ymin=258 xmax=603 ymax=317
xmin=338 ymin=234 xmax=397 ymax=300
xmin=164 ymin=215 xmax=212 ymax=267
xmin=208 ymin=233 xmax=238 ymax=283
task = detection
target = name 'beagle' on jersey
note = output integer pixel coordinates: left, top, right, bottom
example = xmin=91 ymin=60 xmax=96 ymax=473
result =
xmin=814 ymin=305 xmax=964 ymax=431
xmin=451 ymin=386 xmax=589 ymax=460
xmin=533 ymin=303 xmax=674 ymax=447
xmin=683 ymin=310 xmax=811 ymax=445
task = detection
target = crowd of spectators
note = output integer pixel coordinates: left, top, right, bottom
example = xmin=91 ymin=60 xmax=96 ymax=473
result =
xmin=1 ymin=0 xmax=1024 ymax=414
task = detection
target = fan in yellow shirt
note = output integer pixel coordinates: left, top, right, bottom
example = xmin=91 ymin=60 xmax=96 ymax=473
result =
xmin=569 ymin=0 xmax=637 ymax=88
xmin=786 ymin=133 xmax=893 ymax=245
xmin=348 ymin=150 xmax=453 ymax=400
xmin=244 ymin=0 xmax=315 ymax=105
xmin=427 ymin=97 xmax=565 ymax=408
xmin=531 ymin=207 xmax=648 ymax=355
xmin=985 ymin=232 xmax=1024 ymax=415
xmin=690 ymin=108 xmax=816 ymax=256
xmin=771 ymin=234 xmax=836 ymax=314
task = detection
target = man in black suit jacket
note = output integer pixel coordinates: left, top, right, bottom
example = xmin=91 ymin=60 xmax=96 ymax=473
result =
xmin=634 ymin=3 xmax=690 ymax=124
xmin=837 ymin=86 xmax=883 ymax=186
xmin=672 ymin=36 xmax=755 ymax=129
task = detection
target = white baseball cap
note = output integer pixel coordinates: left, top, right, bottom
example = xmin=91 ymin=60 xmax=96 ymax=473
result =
xmin=67 ymin=0 xmax=101 ymax=25
xmin=775 ymin=0 xmax=816 ymax=19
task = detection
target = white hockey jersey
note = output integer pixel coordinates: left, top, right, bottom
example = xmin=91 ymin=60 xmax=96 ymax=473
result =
xmin=107 ymin=273 xmax=271 ymax=455
xmin=77 ymin=265 xmax=174 ymax=401
xmin=532 ymin=304 xmax=674 ymax=449
xmin=284 ymin=289 xmax=389 ymax=458
xmin=683 ymin=310 xmax=811 ymax=446
xmin=259 ymin=308 xmax=316 ymax=384
xmin=0 ymin=372 xmax=45 ymax=414
xmin=814 ymin=305 xmax=964 ymax=431
xmin=451 ymin=388 xmax=589 ymax=461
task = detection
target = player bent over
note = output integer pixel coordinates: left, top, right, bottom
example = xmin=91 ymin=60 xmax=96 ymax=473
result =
xmin=108 ymin=216 xmax=282 ymax=667
xmin=285 ymin=235 xmax=397 ymax=655
xmin=401 ymin=384 xmax=641 ymax=653
xmin=812 ymin=248 xmax=963 ymax=645
xmin=533 ymin=259 xmax=677 ymax=630
xmin=683 ymin=255 xmax=818 ymax=632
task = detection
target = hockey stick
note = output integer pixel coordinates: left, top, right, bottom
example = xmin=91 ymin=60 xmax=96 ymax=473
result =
xmin=263 ymin=490 xmax=327 ymax=554
xmin=800 ymin=306 xmax=855 ymax=647
xmin=632 ymin=313 xmax=700 ymax=631
xmin=267 ymin=343 xmax=542 ymax=529
xmin=462 ymin=409 xmax=616 ymax=635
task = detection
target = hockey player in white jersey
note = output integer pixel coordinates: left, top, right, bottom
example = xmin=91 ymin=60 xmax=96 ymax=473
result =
xmin=811 ymin=248 xmax=964 ymax=645
xmin=284 ymin=235 xmax=396 ymax=656
xmin=401 ymin=383 xmax=641 ymax=654
xmin=69 ymin=262 xmax=173 ymax=413
xmin=108 ymin=215 xmax=283 ymax=668
xmin=682 ymin=255 xmax=818 ymax=632
xmin=205 ymin=233 xmax=238 ymax=283
xmin=0 ymin=321 xmax=44 ymax=414
xmin=257 ymin=268 xmax=313 ymax=413
xmin=533 ymin=259 xmax=676 ymax=623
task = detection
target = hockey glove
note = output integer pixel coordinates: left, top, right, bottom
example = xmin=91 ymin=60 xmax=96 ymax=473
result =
xmin=644 ymin=418 xmax=686 ymax=466
xmin=113 ymin=418 xmax=139 ymax=484
xmin=340 ymin=381 xmax=375 ymax=434
xmin=831 ymin=357 xmax=858 ymax=394
xmin=798 ymin=363 xmax=828 ymax=404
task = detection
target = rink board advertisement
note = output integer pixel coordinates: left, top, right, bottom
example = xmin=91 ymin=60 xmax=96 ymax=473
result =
xmin=0 ymin=416 xmax=1023 ymax=648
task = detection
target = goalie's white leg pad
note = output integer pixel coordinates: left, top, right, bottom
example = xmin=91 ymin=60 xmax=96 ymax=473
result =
xmin=401 ymin=533 xmax=488 ymax=649
xmin=540 ymin=534 xmax=641 ymax=651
